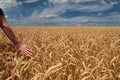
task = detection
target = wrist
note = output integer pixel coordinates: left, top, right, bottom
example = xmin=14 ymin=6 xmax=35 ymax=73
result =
xmin=15 ymin=42 xmax=22 ymax=49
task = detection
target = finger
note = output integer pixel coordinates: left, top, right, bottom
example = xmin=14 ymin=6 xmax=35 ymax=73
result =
xmin=26 ymin=52 xmax=32 ymax=57
xmin=24 ymin=51 xmax=32 ymax=57
xmin=21 ymin=51 xmax=28 ymax=56
xmin=25 ymin=49 xmax=33 ymax=55
xmin=25 ymin=50 xmax=33 ymax=57
xmin=20 ymin=49 xmax=31 ymax=57
xmin=26 ymin=48 xmax=32 ymax=52
xmin=26 ymin=48 xmax=33 ymax=55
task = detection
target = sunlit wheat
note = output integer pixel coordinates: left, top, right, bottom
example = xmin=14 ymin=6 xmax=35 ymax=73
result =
xmin=0 ymin=26 xmax=120 ymax=80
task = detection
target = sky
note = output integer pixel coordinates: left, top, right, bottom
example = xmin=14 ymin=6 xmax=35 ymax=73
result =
xmin=0 ymin=0 xmax=120 ymax=26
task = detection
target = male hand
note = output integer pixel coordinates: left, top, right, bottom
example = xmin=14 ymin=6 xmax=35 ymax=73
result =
xmin=17 ymin=44 xmax=33 ymax=56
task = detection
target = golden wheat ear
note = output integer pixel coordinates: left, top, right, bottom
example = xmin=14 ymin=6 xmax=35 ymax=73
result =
xmin=0 ymin=27 xmax=120 ymax=80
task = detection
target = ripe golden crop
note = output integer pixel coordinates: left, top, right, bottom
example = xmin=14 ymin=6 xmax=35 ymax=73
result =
xmin=0 ymin=27 xmax=120 ymax=80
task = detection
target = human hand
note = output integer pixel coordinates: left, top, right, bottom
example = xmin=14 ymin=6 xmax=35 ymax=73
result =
xmin=17 ymin=44 xmax=33 ymax=56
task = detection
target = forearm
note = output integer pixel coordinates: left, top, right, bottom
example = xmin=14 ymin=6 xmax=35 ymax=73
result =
xmin=1 ymin=26 xmax=20 ymax=47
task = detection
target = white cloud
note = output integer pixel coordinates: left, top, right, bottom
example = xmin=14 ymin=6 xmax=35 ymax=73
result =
xmin=67 ymin=4 xmax=112 ymax=12
xmin=25 ymin=4 xmax=68 ymax=20
xmin=23 ymin=9 xmax=58 ymax=20
xmin=97 ymin=12 xmax=102 ymax=16
xmin=0 ymin=0 xmax=19 ymax=9
xmin=49 ymin=0 xmax=97 ymax=4
xmin=5 ymin=0 xmax=120 ymax=26
xmin=110 ymin=1 xmax=118 ymax=5
xmin=9 ymin=0 xmax=118 ymax=26
xmin=11 ymin=9 xmax=120 ymax=26
xmin=49 ymin=0 xmax=118 ymax=5
xmin=49 ymin=0 xmax=68 ymax=3
xmin=49 ymin=0 xmax=114 ymax=12
xmin=23 ymin=0 xmax=39 ymax=3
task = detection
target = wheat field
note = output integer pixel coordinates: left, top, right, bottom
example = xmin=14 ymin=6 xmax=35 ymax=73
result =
xmin=0 ymin=27 xmax=120 ymax=80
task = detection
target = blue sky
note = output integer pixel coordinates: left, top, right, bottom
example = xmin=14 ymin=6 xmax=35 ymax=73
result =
xmin=0 ymin=0 xmax=120 ymax=26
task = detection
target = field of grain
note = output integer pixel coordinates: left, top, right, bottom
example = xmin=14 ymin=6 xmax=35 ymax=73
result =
xmin=0 ymin=27 xmax=120 ymax=80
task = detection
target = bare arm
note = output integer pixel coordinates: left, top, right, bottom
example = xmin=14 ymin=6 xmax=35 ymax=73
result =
xmin=0 ymin=16 xmax=20 ymax=47
xmin=0 ymin=14 xmax=33 ymax=56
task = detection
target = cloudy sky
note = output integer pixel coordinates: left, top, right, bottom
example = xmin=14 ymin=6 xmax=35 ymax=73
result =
xmin=0 ymin=0 xmax=120 ymax=26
